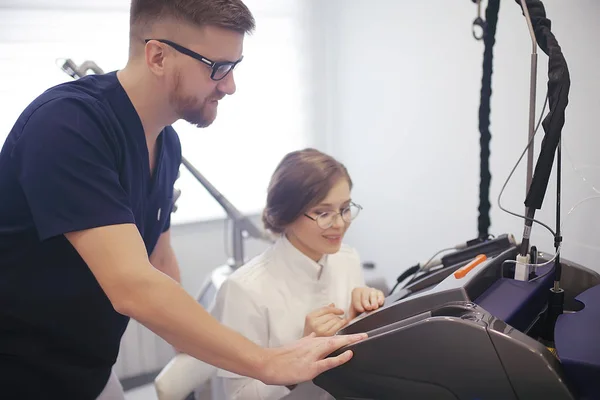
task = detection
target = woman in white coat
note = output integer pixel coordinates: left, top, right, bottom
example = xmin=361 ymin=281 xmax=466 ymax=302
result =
xmin=211 ymin=148 xmax=385 ymax=400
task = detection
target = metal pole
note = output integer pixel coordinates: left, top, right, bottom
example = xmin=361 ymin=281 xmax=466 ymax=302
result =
xmin=520 ymin=0 xmax=538 ymax=199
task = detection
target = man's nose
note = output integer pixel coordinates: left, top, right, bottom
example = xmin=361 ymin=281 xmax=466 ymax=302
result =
xmin=217 ymin=72 xmax=236 ymax=95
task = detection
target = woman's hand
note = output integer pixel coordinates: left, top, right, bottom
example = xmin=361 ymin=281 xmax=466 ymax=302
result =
xmin=303 ymin=303 xmax=348 ymax=337
xmin=349 ymin=287 xmax=385 ymax=320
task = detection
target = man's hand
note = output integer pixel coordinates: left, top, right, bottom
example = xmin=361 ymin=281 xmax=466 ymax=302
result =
xmin=349 ymin=287 xmax=385 ymax=320
xmin=303 ymin=304 xmax=349 ymax=337
xmin=261 ymin=332 xmax=368 ymax=386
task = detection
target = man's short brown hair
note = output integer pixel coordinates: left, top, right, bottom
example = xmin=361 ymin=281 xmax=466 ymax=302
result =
xmin=129 ymin=0 xmax=256 ymax=38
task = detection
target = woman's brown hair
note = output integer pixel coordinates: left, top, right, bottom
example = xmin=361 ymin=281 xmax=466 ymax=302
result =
xmin=262 ymin=148 xmax=352 ymax=234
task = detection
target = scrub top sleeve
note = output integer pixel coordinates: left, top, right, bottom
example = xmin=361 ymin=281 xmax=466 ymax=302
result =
xmin=11 ymin=98 xmax=135 ymax=241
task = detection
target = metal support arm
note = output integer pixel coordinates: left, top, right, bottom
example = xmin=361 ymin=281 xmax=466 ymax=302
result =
xmin=180 ymin=157 xmax=272 ymax=268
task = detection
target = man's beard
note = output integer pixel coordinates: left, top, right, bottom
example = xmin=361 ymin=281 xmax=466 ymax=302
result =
xmin=179 ymin=100 xmax=213 ymax=128
xmin=169 ymin=72 xmax=216 ymax=128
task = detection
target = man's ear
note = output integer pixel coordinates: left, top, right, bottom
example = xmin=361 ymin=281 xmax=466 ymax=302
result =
xmin=145 ymin=40 xmax=168 ymax=76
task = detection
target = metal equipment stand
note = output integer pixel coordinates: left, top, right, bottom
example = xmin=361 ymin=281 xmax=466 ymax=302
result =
xmin=180 ymin=157 xmax=271 ymax=269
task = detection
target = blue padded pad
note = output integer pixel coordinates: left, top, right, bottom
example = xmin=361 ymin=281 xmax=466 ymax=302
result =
xmin=475 ymin=266 xmax=553 ymax=332
xmin=554 ymin=284 xmax=600 ymax=400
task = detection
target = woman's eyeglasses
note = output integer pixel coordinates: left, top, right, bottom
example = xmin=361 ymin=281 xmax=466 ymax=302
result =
xmin=304 ymin=202 xmax=363 ymax=229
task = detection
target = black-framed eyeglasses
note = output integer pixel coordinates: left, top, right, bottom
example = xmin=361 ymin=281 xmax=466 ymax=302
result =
xmin=144 ymin=38 xmax=243 ymax=81
xmin=304 ymin=202 xmax=363 ymax=230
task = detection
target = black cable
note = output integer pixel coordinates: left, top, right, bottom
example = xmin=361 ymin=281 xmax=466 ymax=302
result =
xmin=498 ymin=94 xmax=555 ymax=237
xmin=400 ymin=247 xmax=456 ymax=291
xmin=477 ymin=0 xmax=501 ymax=239
xmin=530 ymin=263 xmax=555 ymax=282
xmin=389 ymin=266 xmax=419 ymax=295
xmin=403 ymin=265 xmax=447 ymax=288
xmin=517 ymin=0 xmax=571 ymax=211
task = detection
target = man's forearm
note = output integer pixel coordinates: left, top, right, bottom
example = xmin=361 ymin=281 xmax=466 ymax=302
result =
xmin=119 ymin=267 xmax=267 ymax=381
xmin=151 ymin=245 xmax=181 ymax=283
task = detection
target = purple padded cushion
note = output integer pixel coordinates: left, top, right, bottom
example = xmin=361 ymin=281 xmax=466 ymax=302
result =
xmin=554 ymin=284 xmax=600 ymax=399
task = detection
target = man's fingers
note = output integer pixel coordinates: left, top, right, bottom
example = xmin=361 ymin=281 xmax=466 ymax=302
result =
xmin=314 ymin=349 xmax=354 ymax=376
xmin=307 ymin=333 xmax=368 ymax=378
xmin=321 ymin=333 xmax=367 ymax=355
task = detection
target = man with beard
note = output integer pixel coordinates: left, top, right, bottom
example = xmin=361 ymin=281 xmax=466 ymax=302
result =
xmin=0 ymin=1 xmax=366 ymax=399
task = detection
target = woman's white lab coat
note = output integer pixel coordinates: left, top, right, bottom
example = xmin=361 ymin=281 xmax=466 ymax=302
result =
xmin=211 ymin=235 xmax=365 ymax=400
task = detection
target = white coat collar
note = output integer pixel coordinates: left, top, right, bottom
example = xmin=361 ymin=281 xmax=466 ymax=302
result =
xmin=275 ymin=235 xmax=329 ymax=280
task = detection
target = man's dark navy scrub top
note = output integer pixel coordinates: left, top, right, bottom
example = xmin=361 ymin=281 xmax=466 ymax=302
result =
xmin=0 ymin=71 xmax=181 ymax=399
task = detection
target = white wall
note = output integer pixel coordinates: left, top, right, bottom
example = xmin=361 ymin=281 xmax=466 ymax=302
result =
xmin=312 ymin=0 xmax=600 ymax=286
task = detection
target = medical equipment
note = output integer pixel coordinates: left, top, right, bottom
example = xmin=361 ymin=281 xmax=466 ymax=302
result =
xmin=471 ymin=0 xmax=487 ymax=40
xmin=314 ymin=0 xmax=599 ymax=398
xmin=474 ymin=0 xmax=498 ymax=239
xmin=314 ymin=247 xmax=600 ymax=399
xmin=391 ymin=233 xmax=517 ymax=295
xmin=57 ymin=58 xmax=105 ymax=79
xmin=499 ymin=0 xmax=570 ymax=339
